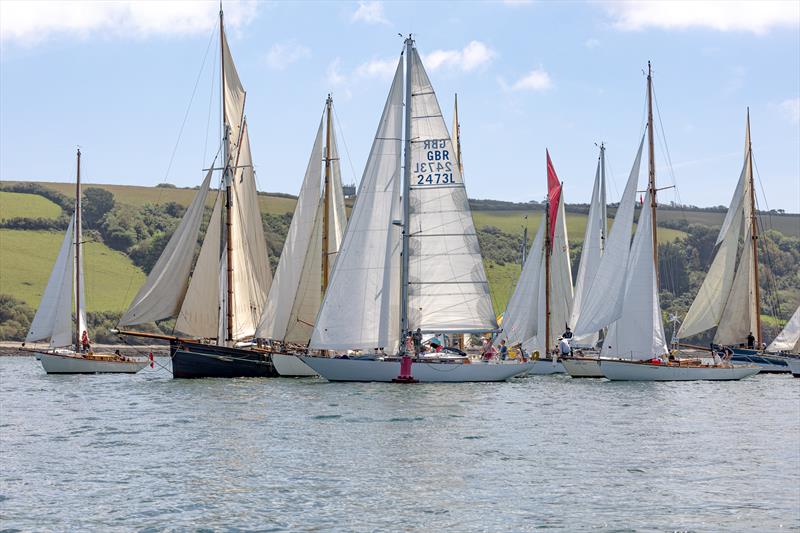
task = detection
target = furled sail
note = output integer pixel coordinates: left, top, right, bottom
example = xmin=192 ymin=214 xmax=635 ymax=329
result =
xmin=601 ymin=191 xmax=668 ymax=359
xmin=498 ymin=220 xmax=544 ymax=347
xmin=309 ymin=59 xmax=404 ymax=351
xmin=767 ymin=306 xmax=800 ymax=353
xmin=406 ymin=48 xmax=496 ymax=332
xmin=174 ymin=191 xmax=223 ymax=338
xmin=569 ymin=150 xmax=607 ymax=346
xmin=572 ymin=135 xmax=644 ymax=337
xmin=119 ymin=169 xmax=214 ymax=326
xmin=26 ymin=213 xmax=82 ymax=348
xmin=257 ymin=118 xmax=324 ymax=341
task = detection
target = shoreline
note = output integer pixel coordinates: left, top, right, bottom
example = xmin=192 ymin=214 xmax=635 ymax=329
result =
xmin=0 ymin=342 xmax=170 ymax=357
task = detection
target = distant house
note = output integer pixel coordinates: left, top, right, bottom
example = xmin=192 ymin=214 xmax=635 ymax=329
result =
xmin=342 ymin=183 xmax=356 ymax=198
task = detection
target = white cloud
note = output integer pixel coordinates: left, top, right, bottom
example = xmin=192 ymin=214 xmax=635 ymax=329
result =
xmin=602 ymin=0 xmax=799 ymax=34
xmin=500 ymin=68 xmax=553 ymax=92
xmin=584 ymin=38 xmax=600 ymax=49
xmin=326 ymin=58 xmax=347 ymax=86
xmin=351 ymin=1 xmax=389 ymax=25
xmin=424 ymin=41 xmax=496 ymax=72
xmin=265 ymin=41 xmax=310 ymax=70
xmin=355 ymin=57 xmax=398 ymax=79
xmin=0 ymin=0 xmax=258 ymax=45
xmin=781 ymin=98 xmax=800 ymax=124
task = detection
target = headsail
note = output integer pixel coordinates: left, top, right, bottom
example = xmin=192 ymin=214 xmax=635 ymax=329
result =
xmin=309 ymin=59 xmax=404 ymax=351
xmin=406 ymin=47 xmax=496 ymax=332
xmin=767 ymin=306 xmax=800 ymax=353
xmin=499 ymin=220 xmax=544 ymax=347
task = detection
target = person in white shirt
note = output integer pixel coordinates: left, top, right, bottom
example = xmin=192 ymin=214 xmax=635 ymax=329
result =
xmin=558 ymin=336 xmax=571 ymax=357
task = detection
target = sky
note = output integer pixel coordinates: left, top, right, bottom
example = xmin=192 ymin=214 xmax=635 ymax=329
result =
xmin=1 ymin=0 xmax=799 ymax=212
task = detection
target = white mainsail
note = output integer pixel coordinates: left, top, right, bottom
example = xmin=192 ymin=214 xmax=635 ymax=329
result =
xmin=768 ymin=306 xmax=800 ymax=353
xmin=601 ymin=191 xmax=669 ymax=359
xmin=569 ymin=148 xmax=607 ymax=346
xmin=119 ymin=169 xmax=214 ymax=326
xmin=309 ymin=59 xmax=404 ymax=352
xmin=572 ymin=135 xmax=644 ymax=337
xmin=499 ymin=221 xmax=544 ymax=347
xmin=406 ymin=48 xmax=496 ymax=332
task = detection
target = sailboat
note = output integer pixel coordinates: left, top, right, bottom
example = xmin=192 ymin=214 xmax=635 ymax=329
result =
xmin=497 ymin=152 xmax=573 ymax=375
xmin=116 ymin=6 xmax=275 ymax=378
xmin=298 ymin=37 xmax=529 ymax=382
xmin=767 ymin=306 xmax=800 ymax=377
xmin=254 ymin=95 xmax=347 ymax=377
xmin=597 ymin=63 xmax=759 ymax=381
xmin=25 ymin=149 xmax=148 ymax=374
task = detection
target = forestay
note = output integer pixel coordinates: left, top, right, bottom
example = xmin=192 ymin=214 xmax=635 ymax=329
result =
xmin=406 ymin=48 xmax=496 ymax=332
xmin=572 ymin=136 xmax=644 ymax=337
xmin=309 ymin=59 xmax=404 ymax=352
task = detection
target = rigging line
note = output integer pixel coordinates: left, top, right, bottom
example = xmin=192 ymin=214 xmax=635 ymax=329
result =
xmin=751 ymin=152 xmax=783 ymax=320
xmin=163 ymin=24 xmax=216 ymax=186
xmin=204 ymin=26 xmax=219 ymax=166
xmin=330 ymin=102 xmax=360 ymax=189
xmin=652 ymin=81 xmax=690 ymax=227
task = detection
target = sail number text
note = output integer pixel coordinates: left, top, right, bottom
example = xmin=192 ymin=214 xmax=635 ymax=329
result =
xmin=416 ymin=139 xmax=454 ymax=185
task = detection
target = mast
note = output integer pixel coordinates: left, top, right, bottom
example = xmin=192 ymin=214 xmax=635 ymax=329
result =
xmin=400 ymin=36 xmax=413 ymax=351
xmin=74 ymin=148 xmax=81 ymax=349
xmin=544 ymin=192 xmax=551 ymax=356
xmin=746 ymin=108 xmax=762 ymax=346
xmin=220 ymin=6 xmax=234 ymax=343
xmin=646 ymin=61 xmax=659 ymax=285
xmin=454 ymin=93 xmax=463 ymax=174
xmin=322 ymin=95 xmax=333 ymax=292
xmin=599 ymin=142 xmax=607 ymax=252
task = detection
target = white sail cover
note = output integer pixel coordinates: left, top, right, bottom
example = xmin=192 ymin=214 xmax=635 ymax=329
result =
xmin=601 ymin=192 xmax=668 ymax=360
xmin=26 ymin=213 xmax=82 ymax=348
xmin=569 ymin=154 xmax=606 ymax=346
xmin=573 ymin=136 xmax=644 ymax=337
xmin=119 ymin=169 xmax=213 ymax=326
xmin=257 ymin=118 xmax=324 ymax=341
xmin=309 ymin=59 xmax=404 ymax=351
xmin=406 ymin=48 xmax=496 ymax=332
xmin=175 ymin=191 xmax=223 ymax=338
xmin=499 ymin=220 xmax=544 ymax=347
xmin=768 ymin=306 xmax=800 ymax=353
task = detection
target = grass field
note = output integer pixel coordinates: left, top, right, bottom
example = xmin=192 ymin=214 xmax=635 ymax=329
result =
xmin=472 ymin=210 xmax=687 ymax=244
xmin=0 ymin=192 xmax=62 ymax=221
xmin=484 ymin=260 xmax=522 ymax=315
xmin=0 ymin=229 xmax=145 ymax=312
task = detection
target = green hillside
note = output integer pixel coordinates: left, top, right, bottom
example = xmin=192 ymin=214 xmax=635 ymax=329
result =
xmin=0 ymin=191 xmax=62 ymax=221
xmin=0 ymin=229 xmax=145 ymax=312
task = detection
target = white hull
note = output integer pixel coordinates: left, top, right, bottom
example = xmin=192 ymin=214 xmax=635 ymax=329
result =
xmin=38 ymin=352 xmax=148 ymax=374
xmin=600 ymin=360 xmax=760 ymax=381
xmin=527 ymin=359 xmax=565 ymax=375
xmin=299 ymin=356 xmax=530 ymax=382
xmin=784 ymin=356 xmax=800 ymax=377
xmin=272 ymin=353 xmax=317 ymax=377
xmin=561 ymin=357 xmax=604 ymax=378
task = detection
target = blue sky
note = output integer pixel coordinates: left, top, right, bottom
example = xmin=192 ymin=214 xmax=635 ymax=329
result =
xmin=1 ymin=0 xmax=798 ymax=211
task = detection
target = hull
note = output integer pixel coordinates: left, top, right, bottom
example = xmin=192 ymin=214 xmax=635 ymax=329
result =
xmin=38 ymin=352 xmax=148 ymax=374
xmin=561 ymin=357 xmax=604 ymax=378
xmin=272 ymin=353 xmax=317 ymax=377
xmin=600 ymin=360 xmax=760 ymax=381
xmin=171 ymin=341 xmax=277 ymax=379
xmin=527 ymin=358 xmax=565 ymax=375
xmin=784 ymin=356 xmax=800 ymax=378
xmin=730 ymin=352 xmax=790 ymax=374
xmin=299 ymin=356 xmax=530 ymax=383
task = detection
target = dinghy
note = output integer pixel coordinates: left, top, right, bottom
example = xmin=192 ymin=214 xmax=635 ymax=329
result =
xmin=116 ymin=6 xmax=275 ymax=378
xmin=25 ymin=150 xmax=148 ymax=374
xmin=254 ymin=96 xmax=347 ymax=377
xmin=301 ymin=37 xmax=528 ymax=383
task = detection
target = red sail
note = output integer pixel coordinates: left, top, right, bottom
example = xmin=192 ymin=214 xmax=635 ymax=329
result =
xmin=546 ymin=150 xmax=562 ymax=250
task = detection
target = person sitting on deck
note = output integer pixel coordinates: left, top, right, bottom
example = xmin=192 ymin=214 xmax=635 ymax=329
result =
xmin=558 ymin=337 xmax=571 ymax=357
xmin=81 ymin=330 xmax=91 ymax=354
xmin=747 ymin=332 xmax=755 ymax=350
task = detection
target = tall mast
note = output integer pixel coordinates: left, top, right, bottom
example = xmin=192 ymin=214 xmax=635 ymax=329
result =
xmin=746 ymin=108 xmax=762 ymax=346
xmin=322 ymin=95 xmax=333 ymax=292
xmin=544 ymin=189 xmax=551 ymax=356
xmin=453 ymin=93 xmax=462 ymax=174
xmin=599 ymin=142 xmax=607 ymax=252
xmin=74 ymin=148 xmax=81 ymax=349
xmin=646 ymin=61 xmax=659 ymax=285
xmin=400 ymin=36 xmax=414 ymax=351
xmin=220 ymin=6 xmax=234 ymax=343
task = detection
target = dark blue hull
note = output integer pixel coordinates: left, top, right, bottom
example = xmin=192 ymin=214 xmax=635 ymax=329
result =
xmin=170 ymin=341 xmax=278 ymax=379
xmin=730 ymin=349 xmax=790 ymax=373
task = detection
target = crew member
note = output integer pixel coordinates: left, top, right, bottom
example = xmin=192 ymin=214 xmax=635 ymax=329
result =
xmin=746 ymin=332 xmax=755 ymax=350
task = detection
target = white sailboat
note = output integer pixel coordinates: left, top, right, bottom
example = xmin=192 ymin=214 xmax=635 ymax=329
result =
xmin=598 ymin=63 xmax=759 ymax=381
xmin=256 ymin=96 xmax=347 ymax=377
xmin=497 ymin=152 xmax=573 ymax=375
xmin=26 ymin=149 xmax=148 ymax=374
xmin=300 ymin=37 xmax=528 ymax=382
xmin=117 ymin=6 xmax=274 ymax=378
xmin=768 ymin=306 xmax=800 ymax=377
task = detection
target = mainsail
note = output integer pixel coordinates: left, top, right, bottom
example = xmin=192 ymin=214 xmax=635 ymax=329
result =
xmin=569 ymin=146 xmax=607 ymax=346
xmin=767 ymin=306 xmax=800 ymax=353
xmin=498 ymin=221 xmax=544 ymax=347
xmin=406 ymin=47 xmax=496 ymax=332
